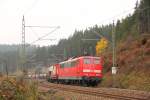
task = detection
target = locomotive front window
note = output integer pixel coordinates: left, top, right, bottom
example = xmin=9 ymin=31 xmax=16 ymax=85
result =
xmin=63 ymin=62 xmax=70 ymax=68
xmin=94 ymin=59 xmax=100 ymax=64
xmin=84 ymin=58 xmax=91 ymax=64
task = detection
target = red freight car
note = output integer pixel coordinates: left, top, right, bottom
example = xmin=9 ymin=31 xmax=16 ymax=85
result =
xmin=48 ymin=56 xmax=103 ymax=86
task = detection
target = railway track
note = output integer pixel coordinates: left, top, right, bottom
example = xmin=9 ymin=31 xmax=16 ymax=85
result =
xmin=4 ymin=76 xmax=149 ymax=99
xmin=39 ymin=81 xmax=150 ymax=100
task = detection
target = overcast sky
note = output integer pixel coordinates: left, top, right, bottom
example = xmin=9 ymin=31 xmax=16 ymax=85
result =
xmin=0 ymin=0 xmax=137 ymax=46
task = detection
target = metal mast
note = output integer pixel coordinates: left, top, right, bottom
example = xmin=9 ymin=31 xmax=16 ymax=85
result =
xmin=112 ymin=21 xmax=116 ymax=68
xmin=21 ymin=15 xmax=26 ymax=70
xmin=112 ymin=21 xmax=117 ymax=88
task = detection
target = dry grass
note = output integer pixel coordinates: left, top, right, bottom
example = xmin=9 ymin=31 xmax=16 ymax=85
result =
xmin=0 ymin=76 xmax=65 ymax=100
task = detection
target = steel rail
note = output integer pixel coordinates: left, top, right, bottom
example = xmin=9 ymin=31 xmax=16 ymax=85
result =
xmin=39 ymin=82 xmax=150 ymax=100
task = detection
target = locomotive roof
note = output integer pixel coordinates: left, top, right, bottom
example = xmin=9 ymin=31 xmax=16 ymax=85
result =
xmin=59 ymin=56 xmax=101 ymax=64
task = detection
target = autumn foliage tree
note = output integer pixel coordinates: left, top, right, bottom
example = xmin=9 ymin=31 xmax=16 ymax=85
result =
xmin=96 ymin=38 xmax=108 ymax=56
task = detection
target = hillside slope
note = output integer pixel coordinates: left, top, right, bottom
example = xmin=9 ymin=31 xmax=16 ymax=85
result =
xmin=100 ymin=37 xmax=150 ymax=91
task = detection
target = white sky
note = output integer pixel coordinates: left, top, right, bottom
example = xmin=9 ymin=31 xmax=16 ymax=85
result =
xmin=0 ymin=0 xmax=137 ymax=46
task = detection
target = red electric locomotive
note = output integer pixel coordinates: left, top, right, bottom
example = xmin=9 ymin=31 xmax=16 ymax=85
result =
xmin=47 ymin=56 xmax=103 ymax=86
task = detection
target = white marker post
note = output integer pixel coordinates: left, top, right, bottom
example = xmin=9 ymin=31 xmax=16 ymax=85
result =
xmin=112 ymin=67 xmax=117 ymax=75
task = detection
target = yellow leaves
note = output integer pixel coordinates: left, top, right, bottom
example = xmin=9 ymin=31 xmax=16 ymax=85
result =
xmin=96 ymin=38 xmax=108 ymax=55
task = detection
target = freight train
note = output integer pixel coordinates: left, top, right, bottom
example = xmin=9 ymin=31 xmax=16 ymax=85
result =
xmin=47 ymin=56 xmax=103 ymax=86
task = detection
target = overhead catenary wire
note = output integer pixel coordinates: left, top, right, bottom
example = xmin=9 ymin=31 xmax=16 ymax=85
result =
xmin=81 ymin=7 xmax=135 ymax=42
xmin=29 ymin=26 xmax=60 ymax=45
xmin=29 ymin=27 xmax=39 ymax=38
xmin=96 ymin=7 xmax=135 ymax=25
xmin=23 ymin=0 xmax=40 ymax=15
xmin=27 ymin=25 xmax=60 ymax=45
xmin=96 ymin=6 xmax=150 ymax=26
xmin=104 ymin=6 xmax=150 ymax=29
xmin=26 ymin=26 xmax=60 ymax=28
xmin=23 ymin=1 xmax=150 ymax=47
xmin=86 ymin=6 xmax=150 ymax=41
xmin=40 ymin=39 xmax=57 ymax=41
xmin=23 ymin=2 xmax=150 ymax=52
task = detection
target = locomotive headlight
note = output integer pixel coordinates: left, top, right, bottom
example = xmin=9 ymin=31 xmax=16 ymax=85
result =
xmin=83 ymin=69 xmax=91 ymax=72
xmin=94 ymin=70 xmax=101 ymax=73
xmin=83 ymin=69 xmax=101 ymax=73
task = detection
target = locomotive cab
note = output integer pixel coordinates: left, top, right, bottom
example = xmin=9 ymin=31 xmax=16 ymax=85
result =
xmin=81 ymin=56 xmax=103 ymax=86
